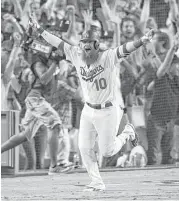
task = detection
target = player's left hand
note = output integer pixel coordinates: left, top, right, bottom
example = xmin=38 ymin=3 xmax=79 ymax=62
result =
xmin=141 ymin=29 xmax=155 ymax=44
xmin=29 ymin=12 xmax=40 ymax=30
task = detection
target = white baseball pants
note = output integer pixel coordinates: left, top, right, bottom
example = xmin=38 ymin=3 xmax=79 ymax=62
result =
xmin=78 ymin=103 xmax=129 ymax=186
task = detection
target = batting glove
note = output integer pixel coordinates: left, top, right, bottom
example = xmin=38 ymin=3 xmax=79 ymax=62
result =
xmin=29 ymin=14 xmax=44 ymax=35
xmin=141 ymin=29 xmax=155 ymax=44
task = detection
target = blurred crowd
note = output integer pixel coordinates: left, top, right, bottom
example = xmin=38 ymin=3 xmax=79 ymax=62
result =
xmin=1 ymin=0 xmax=179 ymax=171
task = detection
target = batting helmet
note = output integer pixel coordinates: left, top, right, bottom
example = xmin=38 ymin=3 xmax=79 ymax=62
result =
xmin=80 ymin=25 xmax=101 ymax=42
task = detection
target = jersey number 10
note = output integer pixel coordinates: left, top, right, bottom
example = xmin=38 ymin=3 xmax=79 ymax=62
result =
xmin=94 ymin=78 xmax=107 ymax=91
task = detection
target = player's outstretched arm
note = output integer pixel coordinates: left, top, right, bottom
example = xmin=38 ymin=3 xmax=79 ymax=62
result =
xmin=29 ymin=14 xmax=69 ymax=49
xmin=117 ymin=29 xmax=154 ymax=58
xmin=126 ymin=29 xmax=154 ymax=54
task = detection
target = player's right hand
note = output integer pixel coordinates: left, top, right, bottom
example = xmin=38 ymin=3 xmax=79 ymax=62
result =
xmin=29 ymin=13 xmax=40 ymax=30
xmin=141 ymin=29 xmax=155 ymax=44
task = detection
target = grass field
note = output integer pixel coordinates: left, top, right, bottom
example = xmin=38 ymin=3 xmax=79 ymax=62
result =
xmin=1 ymin=167 xmax=179 ymax=201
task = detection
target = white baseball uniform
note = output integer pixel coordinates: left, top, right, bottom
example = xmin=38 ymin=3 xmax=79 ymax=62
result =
xmin=64 ymin=43 xmax=132 ymax=187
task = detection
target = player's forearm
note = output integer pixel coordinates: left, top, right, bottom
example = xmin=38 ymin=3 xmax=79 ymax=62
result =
xmin=156 ymin=45 xmax=176 ymax=78
xmin=39 ymin=29 xmax=62 ymax=48
xmin=125 ymin=39 xmax=144 ymax=54
xmin=40 ymin=62 xmax=57 ymax=85
xmin=39 ymin=27 xmax=74 ymax=47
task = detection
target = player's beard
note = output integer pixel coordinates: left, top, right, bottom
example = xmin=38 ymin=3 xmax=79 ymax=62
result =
xmin=82 ymin=49 xmax=98 ymax=65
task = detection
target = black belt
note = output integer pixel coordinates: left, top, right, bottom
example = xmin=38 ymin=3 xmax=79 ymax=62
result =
xmin=86 ymin=102 xmax=113 ymax=109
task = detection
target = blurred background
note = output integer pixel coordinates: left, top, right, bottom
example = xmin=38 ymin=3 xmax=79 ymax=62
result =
xmin=1 ymin=0 xmax=179 ymax=174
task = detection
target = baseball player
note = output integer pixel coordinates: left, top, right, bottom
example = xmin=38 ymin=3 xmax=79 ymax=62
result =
xmin=29 ymin=17 xmax=154 ymax=191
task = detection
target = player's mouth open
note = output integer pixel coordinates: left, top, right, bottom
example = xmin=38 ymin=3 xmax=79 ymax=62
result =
xmin=85 ymin=47 xmax=91 ymax=53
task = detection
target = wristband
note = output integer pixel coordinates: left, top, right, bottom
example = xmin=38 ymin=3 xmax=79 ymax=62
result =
xmin=133 ymin=39 xmax=143 ymax=49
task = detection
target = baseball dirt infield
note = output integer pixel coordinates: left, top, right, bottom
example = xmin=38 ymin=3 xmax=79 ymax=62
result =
xmin=1 ymin=167 xmax=179 ymax=201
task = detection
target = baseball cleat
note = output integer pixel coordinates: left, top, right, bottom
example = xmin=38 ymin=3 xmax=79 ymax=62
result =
xmin=126 ymin=123 xmax=139 ymax=147
xmin=123 ymin=123 xmax=138 ymax=147
xmin=48 ymin=165 xmax=74 ymax=175
xmin=83 ymin=187 xmax=105 ymax=192
xmin=57 ymin=161 xmax=74 ymax=168
xmin=83 ymin=182 xmax=106 ymax=192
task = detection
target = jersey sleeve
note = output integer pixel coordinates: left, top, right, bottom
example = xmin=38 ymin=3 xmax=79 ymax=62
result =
xmin=113 ymin=45 xmax=130 ymax=64
xmin=63 ymin=42 xmax=77 ymax=64
xmin=104 ymin=46 xmax=129 ymax=69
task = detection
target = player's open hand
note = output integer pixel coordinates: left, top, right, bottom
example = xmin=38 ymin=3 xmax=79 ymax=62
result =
xmin=141 ymin=29 xmax=155 ymax=44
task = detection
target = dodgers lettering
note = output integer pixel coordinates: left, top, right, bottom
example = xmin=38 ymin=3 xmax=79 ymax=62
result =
xmin=80 ymin=65 xmax=104 ymax=82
